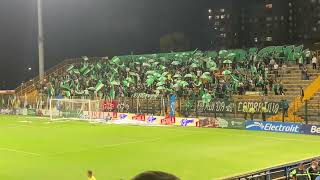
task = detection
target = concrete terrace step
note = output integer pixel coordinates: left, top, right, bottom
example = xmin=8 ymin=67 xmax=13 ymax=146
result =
xmin=282 ymin=81 xmax=315 ymax=85
xmin=233 ymin=95 xmax=296 ymax=101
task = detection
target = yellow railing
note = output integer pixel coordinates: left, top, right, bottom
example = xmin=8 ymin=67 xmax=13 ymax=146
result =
xmin=15 ymin=57 xmax=102 ymax=96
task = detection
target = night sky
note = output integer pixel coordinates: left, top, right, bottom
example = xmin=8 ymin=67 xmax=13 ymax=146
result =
xmin=0 ymin=0 xmax=220 ymax=89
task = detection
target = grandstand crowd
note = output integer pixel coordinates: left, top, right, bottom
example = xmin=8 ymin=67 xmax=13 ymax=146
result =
xmin=38 ymin=46 xmax=316 ymax=103
xmin=290 ymin=159 xmax=320 ymax=180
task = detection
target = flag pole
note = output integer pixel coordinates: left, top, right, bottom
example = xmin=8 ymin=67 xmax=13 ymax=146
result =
xmin=37 ymin=0 xmax=45 ymax=80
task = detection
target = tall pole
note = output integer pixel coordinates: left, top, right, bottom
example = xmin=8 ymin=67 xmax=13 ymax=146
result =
xmin=37 ymin=0 xmax=45 ymax=80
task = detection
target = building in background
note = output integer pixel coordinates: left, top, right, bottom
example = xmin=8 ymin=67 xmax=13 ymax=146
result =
xmin=207 ymin=0 xmax=320 ymax=49
xmin=207 ymin=0 xmax=239 ymax=50
xmin=289 ymin=0 xmax=320 ymax=47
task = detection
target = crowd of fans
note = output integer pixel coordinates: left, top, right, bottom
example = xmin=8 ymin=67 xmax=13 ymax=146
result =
xmin=39 ymin=46 xmax=316 ymax=102
xmin=289 ymin=159 xmax=320 ymax=180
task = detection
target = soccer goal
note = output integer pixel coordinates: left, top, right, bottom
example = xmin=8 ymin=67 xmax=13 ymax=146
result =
xmin=49 ymin=98 xmax=101 ymax=121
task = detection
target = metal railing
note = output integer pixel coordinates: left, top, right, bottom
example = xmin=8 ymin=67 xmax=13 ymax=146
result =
xmin=226 ymin=156 xmax=319 ymax=180
xmin=0 ymin=95 xmax=286 ymax=121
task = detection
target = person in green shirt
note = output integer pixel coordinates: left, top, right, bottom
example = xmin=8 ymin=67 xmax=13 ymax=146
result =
xmin=289 ymin=163 xmax=308 ymax=180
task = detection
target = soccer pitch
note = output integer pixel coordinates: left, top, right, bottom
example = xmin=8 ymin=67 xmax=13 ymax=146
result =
xmin=0 ymin=115 xmax=319 ymax=180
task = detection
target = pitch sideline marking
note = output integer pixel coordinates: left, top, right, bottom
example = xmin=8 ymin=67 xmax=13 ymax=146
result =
xmin=0 ymin=147 xmax=41 ymax=156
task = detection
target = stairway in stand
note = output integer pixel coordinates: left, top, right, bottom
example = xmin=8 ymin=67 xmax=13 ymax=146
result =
xmin=268 ymin=65 xmax=320 ymax=122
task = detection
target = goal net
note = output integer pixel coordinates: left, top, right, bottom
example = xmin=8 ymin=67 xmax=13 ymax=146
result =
xmin=49 ymin=98 xmax=101 ymax=121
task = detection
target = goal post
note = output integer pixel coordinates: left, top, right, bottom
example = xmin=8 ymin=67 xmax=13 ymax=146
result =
xmin=49 ymin=98 xmax=101 ymax=121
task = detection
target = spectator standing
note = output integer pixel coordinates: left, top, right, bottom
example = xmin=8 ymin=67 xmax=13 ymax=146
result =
xmin=289 ymin=163 xmax=308 ymax=180
xmin=274 ymin=63 xmax=279 ymax=77
xmin=270 ymin=58 xmax=275 ymax=70
xmin=307 ymin=161 xmax=320 ymax=180
xmin=249 ymin=106 xmax=255 ymax=121
xmin=301 ymin=67 xmax=308 ymax=80
xmin=243 ymin=104 xmax=249 ymax=120
xmin=279 ymin=82 xmax=284 ymax=95
xmin=261 ymin=106 xmax=268 ymax=121
xmin=312 ymin=56 xmax=318 ymax=70
xmin=298 ymin=56 xmax=304 ymax=69
xmin=300 ymin=87 xmax=305 ymax=102
xmin=282 ymin=99 xmax=289 ymax=121
xmin=281 ymin=64 xmax=287 ymax=78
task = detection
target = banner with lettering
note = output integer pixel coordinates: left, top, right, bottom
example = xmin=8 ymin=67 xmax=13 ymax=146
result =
xmin=197 ymin=100 xmax=235 ymax=113
xmin=236 ymin=101 xmax=280 ymax=115
xmin=197 ymin=100 xmax=280 ymax=115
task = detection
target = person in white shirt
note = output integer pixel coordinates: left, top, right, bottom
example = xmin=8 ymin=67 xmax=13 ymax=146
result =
xmin=312 ymin=56 xmax=318 ymax=69
xmin=274 ymin=63 xmax=279 ymax=77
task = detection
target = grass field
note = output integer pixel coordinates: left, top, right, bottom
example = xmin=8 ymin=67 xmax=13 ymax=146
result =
xmin=0 ymin=115 xmax=320 ymax=180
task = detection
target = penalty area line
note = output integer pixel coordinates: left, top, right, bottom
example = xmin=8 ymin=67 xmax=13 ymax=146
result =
xmin=0 ymin=147 xmax=41 ymax=156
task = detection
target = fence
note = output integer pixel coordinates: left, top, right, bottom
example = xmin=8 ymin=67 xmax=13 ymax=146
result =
xmin=296 ymin=99 xmax=320 ymax=124
xmin=0 ymin=94 xmax=283 ymax=119
xmin=227 ymin=156 xmax=319 ymax=180
xmin=2 ymin=94 xmax=320 ymax=125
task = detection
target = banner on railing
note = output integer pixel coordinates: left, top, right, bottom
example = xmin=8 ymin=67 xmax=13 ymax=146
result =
xmin=197 ymin=117 xmax=245 ymax=129
xmin=245 ymin=121 xmax=302 ymax=134
xmin=196 ymin=100 xmax=280 ymax=115
xmin=197 ymin=100 xmax=235 ymax=113
xmin=237 ymin=101 xmax=280 ymax=115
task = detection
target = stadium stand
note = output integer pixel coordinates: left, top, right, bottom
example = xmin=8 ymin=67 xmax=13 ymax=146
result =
xmin=8 ymin=45 xmax=320 ymax=123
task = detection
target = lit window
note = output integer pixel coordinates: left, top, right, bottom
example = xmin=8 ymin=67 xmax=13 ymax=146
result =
xmin=220 ymin=33 xmax=226 ymax=37
xmin=313 ymin=27 xmax=317 ymax=32
xmin=266 ymin=3 xmax=273 ymax=9
xmin=221 ymin=15 xmax=225 ymax=19
xmin=254 ymin=37 xmax=258 ymax=42
xmin=289 ymin=16 xmax=292 ymax=21
xmin=266 ymin=17 xmax=272 ymax=21
xmin=220 ymin=9 xmax=225 ymax=13
xmin=215 ymin=15 xmax=220 ymax=19
xmin=208 ymin=9 xmax=212 ymax=13
xmin=289 ymin=2 xmax=292 ymax=7
xmin=266 ymin=37 xmax=273 ymax=41
xmin=281 ymin=16 xmax=284 ymax=21
xmin=209 ymin=16 xmax=212 ymax=20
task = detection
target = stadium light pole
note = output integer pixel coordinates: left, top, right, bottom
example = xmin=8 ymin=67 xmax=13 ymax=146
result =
xmin=37 ymin=0 xmax=45 ymax=80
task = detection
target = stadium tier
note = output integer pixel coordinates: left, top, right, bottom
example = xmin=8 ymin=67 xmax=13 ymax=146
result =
xmin=7 ymin=45 xmax=320 ymax=123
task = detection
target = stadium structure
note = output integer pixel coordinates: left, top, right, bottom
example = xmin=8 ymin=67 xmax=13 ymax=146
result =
xmin=0 ymin=45 xmax=320 ymax=179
